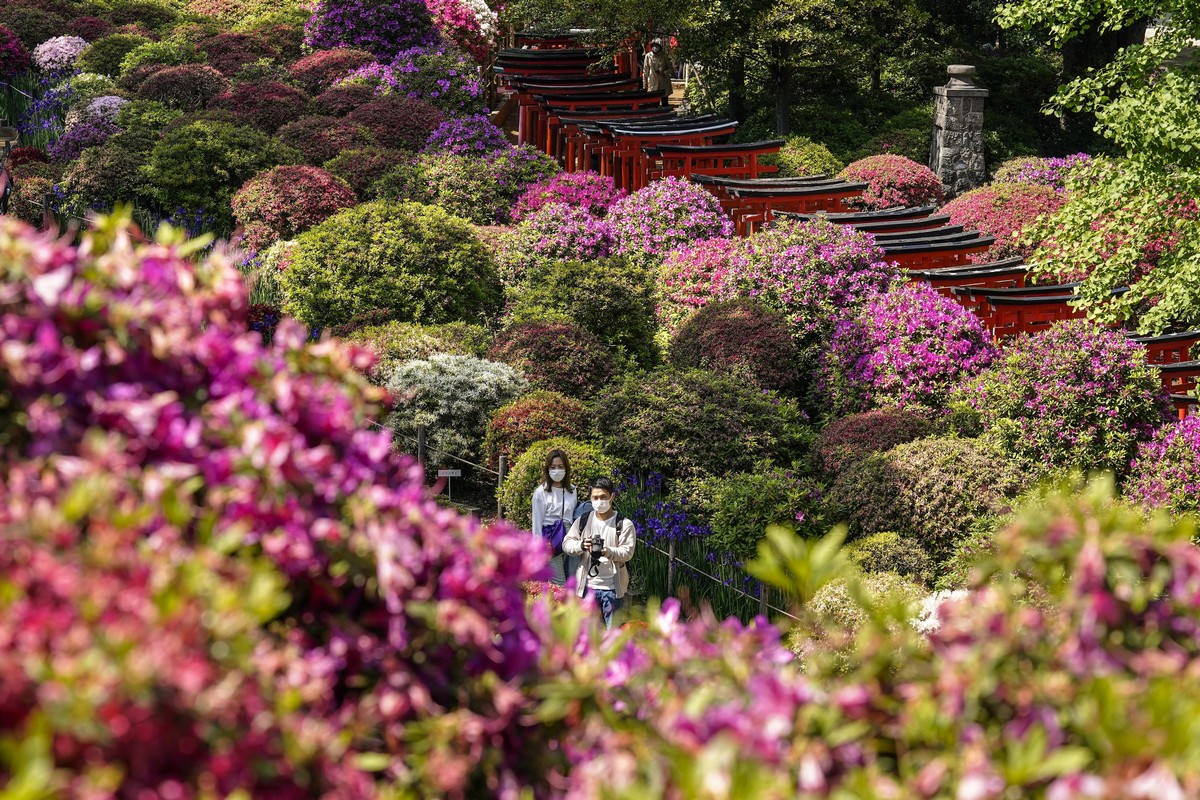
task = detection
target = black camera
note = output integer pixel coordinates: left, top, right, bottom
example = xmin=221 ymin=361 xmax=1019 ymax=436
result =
xmin=590 ymin=534 xmax=605 ymax=555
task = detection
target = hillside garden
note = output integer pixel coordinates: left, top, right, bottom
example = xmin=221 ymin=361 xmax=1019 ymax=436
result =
xmin=1 ymin=0 xmax=1200 ymax=796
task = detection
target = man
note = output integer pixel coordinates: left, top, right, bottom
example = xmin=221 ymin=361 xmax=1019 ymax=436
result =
xmin=642 ymin=38 xmax=670 ymax=95
xmin=562 ymin=477 xmax=637 ymax=629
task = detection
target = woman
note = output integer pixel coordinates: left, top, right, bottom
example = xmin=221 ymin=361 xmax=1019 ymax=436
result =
xmin=532 ymin=449 xmax=578 ymax=586
xmin=642 ymin=38 xmax=671 ymax=95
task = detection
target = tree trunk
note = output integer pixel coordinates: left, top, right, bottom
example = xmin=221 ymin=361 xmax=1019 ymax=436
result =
xmin=728 ymin=52 xmax=747 ymax=122
xmin=774 ymin=78 xmax=790 ymax=135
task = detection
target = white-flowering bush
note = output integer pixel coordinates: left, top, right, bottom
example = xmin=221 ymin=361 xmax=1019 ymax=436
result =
xmin=807 ymin=572 xmax=924 ymax=634
xmin=33 ymin=35 xmax=88 ymax=72
xmin=386 ymin=355 xmax=527 ymax=465
xmin=64 ymin=94 xmax=127 ymax=130
xmin=912 ymin=589 xmax=970 ymax=634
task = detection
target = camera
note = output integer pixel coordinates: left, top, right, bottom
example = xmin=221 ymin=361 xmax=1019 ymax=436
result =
xmin=590 ymin=534 xmax=605 ymax=555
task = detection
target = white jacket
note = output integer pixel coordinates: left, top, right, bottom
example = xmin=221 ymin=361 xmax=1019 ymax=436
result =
xmin=562 ymin=512 xmax=636 ymax=598
xmin=532 ymin=484 xmax=577 ymax=535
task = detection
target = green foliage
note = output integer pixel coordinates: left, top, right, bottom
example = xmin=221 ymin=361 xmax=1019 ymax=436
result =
xmin=281 ymin=201 xmax=501 ymax=330
xmin=764 ymin=135 xmax=844 ymax=178
xmin=807 ymin=571 xmax=923 ymax=634
xmin=118 ymin=38 xmax=202 ymax=74
xmin=140 ymin=120 xmax=300 ymax=231
xmin=827 ymin=435 xmax=1024 ymax=565
xmin=504 ymin=256 xmax=658 ymax=367
xmin=593 ymin=368 xmax=813 ymax=481
xmin=59 ymin=138 xmax=148 ymax=214
xmin=689 ymin=466 xmax=825 ymax=561
xmin=843 ymin=530 xmax=933 ymax=585
xmin=342 ymin=320 xmax=491 ymax=382
xmin=933 ymin=516 xmax=997 ymax=590
xmin=498 ymin=437 xmax=618 ymax=529
xmin=78 ymin=33 xmax=150 ymax=76
xmin=114 ymin=98 xmax=182 ymax=139
xmin=851 ymin=104 xmax=932 ymax=163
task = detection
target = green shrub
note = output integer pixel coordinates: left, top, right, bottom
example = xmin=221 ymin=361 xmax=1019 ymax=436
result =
xmin=484 ymin=391 xmax=589 ymax=470
xmin=765 ymin=135 xmax=845 ymax=178
xmin=498 ymin=437 xmax=618 ymax=529
xmin=114 ymin=98 xmax=181 ymax=138
xmin=593 ymin=369 xmax=813 ymax=481
xmin=487 ymin=321 xmax=616 ymax=399
xmin=851 ymin=105 xmax=933 ymax=164
xmin=140 ymin=119 xmax=300 ymax=231
xmin=280 ymin=200 xmax=501 ymax=330
xmin=79 ymin=33 xmax=150 ymax=76
xmin=118 ymin=39 xmax=202 ymax=74
xmin=689 ymin=466 xmax=825 ymax=561
xmin=826 ymin=436 xmax=1023 ymax=565
xmin=59 ymin=138 xmax=147 ymax=214
xmin=807 ymin=571 xmax=924 ymax=634
xmin=106 ymin=1 xmax=179 ymax=30
xmin=385 ymin=355 xmax=527 ymax=467
xmin=504 ymin=257 xmax=658 ymax=367
xmin=0 ymin=6 xmax=64 ymax=49
xmin=933 ymin=518 xmax=998 ymax=591
xmin=342 ymin=320 xmax=491 ymax=381
xmin=844 ymin=531 xmax=933 ymax=585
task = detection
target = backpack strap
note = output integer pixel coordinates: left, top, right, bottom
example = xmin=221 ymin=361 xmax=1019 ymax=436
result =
xmin=576 ymin=511 xmax=591 ymax=533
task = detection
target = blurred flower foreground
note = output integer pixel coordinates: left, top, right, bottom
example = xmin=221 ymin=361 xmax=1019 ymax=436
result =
xmin=4 ymin=214 xmax=1200 ymax=800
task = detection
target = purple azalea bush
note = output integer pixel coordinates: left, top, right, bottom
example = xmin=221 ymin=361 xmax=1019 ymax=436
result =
xmin=337 ymin=45 xmax=484 ymax=114
xmin=957 ymin=320 xmax=1170 ymax=474
xmin=494 ymin=202 xmax=615 ymax=283
xmin=1127 ymin=416 xmax=1200 ymax=516
xmin=607 ymin=176 xmax=734 ymax=266
xmin=422 ymin=113 xmax=508 ymax=156
xmin=48 ymin=117 xmax=119 ymax=161
xmin=303 ymin=0 xmax=437 ymax=59
xmin=822 ymin=282 xmax=997 ymax=414
xmin=512 ymin=171 xmax=626 ymax=222
xmin=993 ymin=153 xmax=1093 ymax=191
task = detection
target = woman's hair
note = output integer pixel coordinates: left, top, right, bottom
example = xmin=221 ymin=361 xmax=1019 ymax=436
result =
xmin=542 ymin=448 xmax=572 ymax=492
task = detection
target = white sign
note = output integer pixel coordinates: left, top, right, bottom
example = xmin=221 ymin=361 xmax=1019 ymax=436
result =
xmin=437 ymin=469 xmax=462 ymax=478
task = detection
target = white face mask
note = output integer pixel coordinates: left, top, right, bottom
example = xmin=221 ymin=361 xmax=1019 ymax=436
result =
xmin=592 ymin=498 xmax=612 ymax=514
xmin=549 ymin=468 xmax=566 ymax=482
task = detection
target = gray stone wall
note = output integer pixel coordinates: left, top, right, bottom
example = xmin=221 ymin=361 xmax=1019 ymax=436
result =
xmin=929 ymin=65 xmax=989 ymax=197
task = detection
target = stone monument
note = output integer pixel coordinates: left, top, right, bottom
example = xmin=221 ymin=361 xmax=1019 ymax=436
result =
xmin=929 ymin=65 xmax=988 ymax=197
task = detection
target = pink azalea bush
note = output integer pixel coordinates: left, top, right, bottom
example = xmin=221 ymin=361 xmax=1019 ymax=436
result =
xmin=1127 ymin=416 xmax=1200 ymax=516
xmin=0 ymin=25 xmax=31 ymax=79
xmin=957 ymin=320 xmax=1170 ymax=474
xmin=31 ymin=34 xmax=87 ymax=71
xmin=494 ymin=203 xmax=615 ymax=283
xmin=656 ymin=236 xmax=739 ymax=334
xmin=822 ymin=282 xmax=997 ymax=414
xmin=607 ymin=176 xmax=734 ymax=267
xmin=839 ymin=154 xmax=945 ymax=210
xmin=942 ymin=182 xmax=1067 ymax=261
xmin=0 ymin=213 xmax=567 ymax=797
xmin=425 ymin=0 xmax=497 ymax=62
xmin=512 ymin=171 xmax=626 ymax=222
xmin=232 ymin=165 xmax=358 ymax=251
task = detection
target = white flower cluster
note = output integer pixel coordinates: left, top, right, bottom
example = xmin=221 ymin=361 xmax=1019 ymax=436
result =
xmin=462 ymin=0 xmax=499 ymax=38
xmin=911 ymin=589 xmax=969 ymax=634
xmin=32 ymin=35 xmax=88 ymax=72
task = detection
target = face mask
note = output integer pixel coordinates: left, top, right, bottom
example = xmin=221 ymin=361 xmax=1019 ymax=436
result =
xmin=592 ymin=498 xmax=612 ymax=514
xmin=549 ymin=468 xmax=566 ymax=482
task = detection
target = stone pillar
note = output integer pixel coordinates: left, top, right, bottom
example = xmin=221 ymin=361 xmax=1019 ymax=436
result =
xmin=929 ymin=65 xmax=988 ymax=197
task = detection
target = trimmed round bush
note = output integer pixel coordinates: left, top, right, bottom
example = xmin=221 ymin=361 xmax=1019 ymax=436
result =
xmin=312 ymin=82 xmax=377 ymax=116
xmin=8 ymin=146 xmax=47 ymax=168
xmin=657 ymin=237 xmax=739 ymax=335
xmin=136 ymin=63 xmax=228 ymax=110
xmin=274 ymin=115 xmax=377 ymax=164
xmin=422 ymin=113 xmax=508 ymax=156
xmin=342 ymin=320 xmax=490 ymax=379
xmin=668 ymin=299 xmax=802 ymax=392
xmin=63 ymin=94 xmax=126 ymax=129
xmin=210 ymin=79 xmax=310 ymax=133
xmin=0 ymin=26 xmax=32 ymax=78
xmin=691 ymin=467 xmax=825 ymax=560
xmin=288 ymin=47 xmax=375 ymax=93
xmin=345 ymin=96 xmax=445 ymax=151
xmin=115 ymin=98 xmax=182 ymax=138
xmin=494 ymin=205 xmax=615 ymax=283
xmin=809 ymin=572 xmax=924 ymax=634
xmin=839 ymin=154 xmax=945 ymax=210
xmin=324 ymin=146 xmax=411 ymax=197
xmin=1126 ymin=417 xmax=1200 ymax=517
xmin=66 ymin=16 xmax=114 ymax=41
xmin=503 ymin=256 xmax=658 ymax=366
xmin=485 ymin=391 xmax=589 ymax=470
xmin=593 ymin=368 xmax=812 ymax=480
xmin=59 ymin=138 xmax=147 ymax=212
xmin=198 ymin=32 xmax=278 ymax=75
xmin=992 ymin=153 xmax=1092 ymax=191
xmin=767 ymin=135 xmax=845 ymax=178
xmin=608 ymin=176 xmax=734 ymax=267
xmin=232 ymin=165 xmax=357 ymax=251
xmin=512 ymin=171 xmax=626 ymax=222
xmin=827 ymin=435 xmax=1022 ymax=564
xmin=341 ymin=45 xmax=485 ymax=115
xmin=814 ymin=408 xmax=939 ymax=476
xmin=942 ymin=183 xmax=1066 ymax=261
xmin=844 ymin=531 xmax=934 ymax=585
xmin=141 ymin=120 xmax=300 ymax=230
xmin=487 ymin=321 xmax=615 ymax=399
xmin=48 ymin=118 xmax=118 ymax=162
xmin=385 ymin=354 xmax=527 ymax=466
xmin=280 ymin=200 xmax=501 ymax=329
xmin=957 ymin=320 xmax=1171 ymax=475
xmin=821 ymin=282 xmax=997 ymax=414
xmin=107 ymin=1 xmax=179 ymax=30
xmin=78 ymin=32 xmax=149 ymax=76
xmin=0 ymin=6 xmax=65 ymax=49
xmin=498 ymin=437 xmax=619 ymax=529
xmin=304 ymin=0 xmax=436 ymax=59
xmin=118 ymin=39 xmax=202 ymax=74
xmin=116 ymin=61 xmax=168 ymax=92
xmin=9 ymin=174 xmax=54 ymax=225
